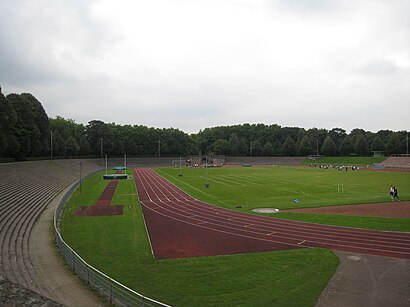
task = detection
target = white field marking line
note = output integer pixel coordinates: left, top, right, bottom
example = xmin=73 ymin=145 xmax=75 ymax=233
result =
xmin=195 ymin=221 xmax=209 ymax=225
xmin=198 ymin=176 xmax=235 ymax=187
xmin=140 ymin=202 xmax=305 ymax=249
xmin=227 ymin=174 xmax=308 ymax=194
xmin=142 ymin=202 xmax=410 ymax=256
xmin=140 ymin=168 xmax=171 ymax=202
xmin=223 ymin=175 xmax=265 ymax=186
xmin=152 ymin=170 xmax=410 ymax=244
xmin=142 ymin=201 xmax=410 ymax=256
xmin=150 ymin=198 xmax=410 ymax=251
xmin=195 ymin=200 xmax=410 ymax=245
xmin=155 ymin=169 xmax=217 ymax=200
xmin=155 ymin=169 xmax=231 ymax=207
xmin=134 ymin=169 xmax=153 ymax=202
xmin=138 ymin=168 xmax=166 ymax=202
xmin=274 ymin=186 xmax=309 ymax=196
xmin=151 ymin=174 xmax=192 ymax=203
xmin=137 ymin=199 xmax=156 ymax=258
xmin=155 ymin=169 xmax=236 ymax=207
xmin=170 ymin=196 xmax=410 ymax=243
xmin=160 ymin=198 xmax=410 ymax=249
xmin=144 ymin=169 xmax=188 ymax=202
xmin=209 ymin=175 xmax=248 ymax=186
xmin=178 ymin=194 xmax=410 ymax=240
xmin=232 ymin=175 xmax=278 ymax=184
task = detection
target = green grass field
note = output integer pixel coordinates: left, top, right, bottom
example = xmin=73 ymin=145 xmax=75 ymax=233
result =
xmin=61 ymin=165 xmax=409 ymax=306
xmin=157 ymin=166 xmax=410 ymax=232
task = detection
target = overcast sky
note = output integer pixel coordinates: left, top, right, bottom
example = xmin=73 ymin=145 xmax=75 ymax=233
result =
xmin=0 ymin=0 xmax=409 ymax=134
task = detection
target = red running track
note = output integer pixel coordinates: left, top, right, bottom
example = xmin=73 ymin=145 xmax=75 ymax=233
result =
xmin=133 ymin=168 xmax=410 ymax=259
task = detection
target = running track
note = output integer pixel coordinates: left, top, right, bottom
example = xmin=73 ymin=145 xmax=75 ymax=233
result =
xmin=133 ymin=168 xmax=410 ymax=259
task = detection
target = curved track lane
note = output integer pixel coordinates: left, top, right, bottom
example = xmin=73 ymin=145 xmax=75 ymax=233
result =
xmin=133 ymin=168 xmax=410 ymax=259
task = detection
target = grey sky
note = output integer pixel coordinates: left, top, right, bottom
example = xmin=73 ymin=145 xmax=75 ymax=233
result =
xmin=1 ymin=0 xmax=409 ymax=134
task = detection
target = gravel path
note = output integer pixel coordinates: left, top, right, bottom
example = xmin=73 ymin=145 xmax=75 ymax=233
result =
xmin=316 ymin=250 xmax=410 ymax=307
xmin=30 ymin=186 xmax=108 ymax=307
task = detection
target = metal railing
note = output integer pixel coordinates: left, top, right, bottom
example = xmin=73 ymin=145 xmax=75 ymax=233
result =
xmin=54 ymin=171 xmax=170 ymax=307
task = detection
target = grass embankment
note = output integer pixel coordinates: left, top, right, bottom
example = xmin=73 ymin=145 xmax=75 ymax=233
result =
xmin=61 ymin=170 xmax=339 ymax=306
xmin=157 ymin=166 xmax=410 ymax=232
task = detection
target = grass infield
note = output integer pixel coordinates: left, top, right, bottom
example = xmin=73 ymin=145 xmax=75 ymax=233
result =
xmin=61 ymin=169 xmax=339 ymax=306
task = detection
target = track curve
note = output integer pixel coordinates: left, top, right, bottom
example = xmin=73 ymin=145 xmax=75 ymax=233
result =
xmin=134 ymin=168 xmax=410 ymax=259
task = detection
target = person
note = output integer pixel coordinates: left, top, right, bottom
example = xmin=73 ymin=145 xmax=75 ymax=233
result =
xmin=393 ymin=186 xmax=399 ymax=201
xmin=389 ymin=185 xmax=394 ymax=201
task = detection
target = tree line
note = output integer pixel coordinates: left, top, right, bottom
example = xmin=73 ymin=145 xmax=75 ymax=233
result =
xmin=0 ymin=88 xmax=408 ymax=160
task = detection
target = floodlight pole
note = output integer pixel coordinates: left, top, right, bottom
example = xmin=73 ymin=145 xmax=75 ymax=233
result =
xmin=105 ymin=154 xmax=108 ymax=175
xmin=100 ymin=138 xmax=103 ymax=158
xmin=205 ymin=155 xmax=209 ymax=188
xmin=79 ymin=162 xmax=83 ymax=193
xmin=124 ymin=153 xmax=127 ymax=173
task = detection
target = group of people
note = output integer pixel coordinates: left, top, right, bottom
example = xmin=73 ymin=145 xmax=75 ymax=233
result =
xmin=389 ymin=185 xmax=399 ymax=201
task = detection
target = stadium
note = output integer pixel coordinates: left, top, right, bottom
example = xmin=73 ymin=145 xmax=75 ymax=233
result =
xmin=1 ymin=1 xmax=410 ymax=306
xmin=0 ymin=153 xmax=409 ymax=306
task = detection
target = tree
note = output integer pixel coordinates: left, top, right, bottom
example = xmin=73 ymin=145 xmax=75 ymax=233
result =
xmin=281 ymin=136 xmax=297 ymax=156
xmin=20 ymin=93 xmax=49 ymax=156
xmin=6 ymin=134 xmax=20 ymax=157
xmin=370 ymin=135 xmax=384 ymax=152
xmin=52 ymin=130 xmax=66 ymax=156
xmin=66 ymin=136 xmax=80 ymax=156
xmin=86 ymin=120 xmax=109 ymax=156
xmin=229 ymin=133 xmax=240 ymax=155
xmin=210 ymin=139 xmax=229 ymax=155
xmin=299 ymin=135 xmax=313 ymax=156
xmin=238 ymin=138 xmax=248 ymax=156
xmin=263 ymin=141 xmax=274 ymax=156
xmin=0 ymin=130 xmax=7 ymax=156
xmin=251 ymin=139 xmax=262 ymax=156
xmin=339 ymin=136 xmax=354 ymax=156
xmin=385 ymin=133 xmax=400 ymax=155
xmin=328 ymin=128 xmax=346 ymax=150
xmin=7 ymin=93 xmax=49 ymax=158
xmin=79 ymin=136 xmax=91 ymax=155
xmin=0 ymin=90 xmax=17 ymax=156
xmin=321 ymin=136 xmax=337 ymax=156
xmin=354 ymin=134 xmax=368 ymax=156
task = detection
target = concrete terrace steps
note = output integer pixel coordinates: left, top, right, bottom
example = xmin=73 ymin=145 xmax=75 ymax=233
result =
xmin=2 ymin=182 xmax=64 ymax=291
xmin=0 ymin=159 xmax=101 ymax=296
xmin=379 ymin=156 xmax=410 ymax=169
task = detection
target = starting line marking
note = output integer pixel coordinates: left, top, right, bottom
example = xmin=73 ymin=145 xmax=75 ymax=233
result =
xmin=267 ymin=232 xmax=277 ymax=236
xmin=244 ymin=224 xmax=254 ymax=228
xmin=297 ymin=240 xmax=307 ymax=245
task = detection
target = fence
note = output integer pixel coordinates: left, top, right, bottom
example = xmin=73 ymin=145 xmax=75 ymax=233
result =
xmin=54 ymin=170 xmax=170 ymax=307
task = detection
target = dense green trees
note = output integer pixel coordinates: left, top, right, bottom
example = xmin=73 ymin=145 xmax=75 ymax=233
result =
xmin=0 ymin=88 xmax=408 ymax=160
